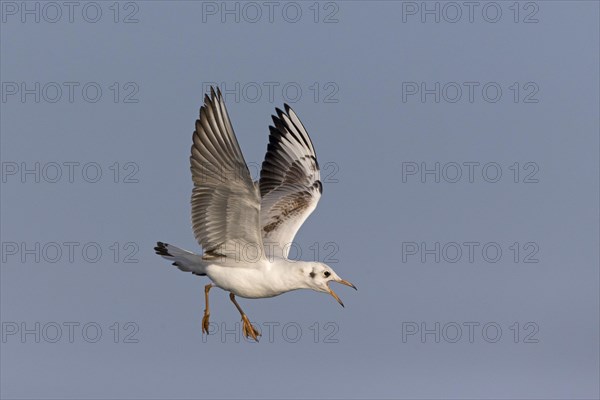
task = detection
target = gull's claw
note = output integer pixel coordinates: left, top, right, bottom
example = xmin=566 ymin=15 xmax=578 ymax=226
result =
xmin=241 ymin=314 xmax=261 ymax=342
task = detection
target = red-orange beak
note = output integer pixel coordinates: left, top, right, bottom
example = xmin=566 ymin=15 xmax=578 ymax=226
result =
xmin=327 ymin=279 xmax=357 ymax=307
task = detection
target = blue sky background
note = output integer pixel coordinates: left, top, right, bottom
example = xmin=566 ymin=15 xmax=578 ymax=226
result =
xmin=1 ymin=1 xmax=599 ymax=399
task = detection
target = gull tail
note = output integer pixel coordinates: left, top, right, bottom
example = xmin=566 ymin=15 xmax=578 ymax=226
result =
xmin=154 ymin=241 xmax=207 ymax=276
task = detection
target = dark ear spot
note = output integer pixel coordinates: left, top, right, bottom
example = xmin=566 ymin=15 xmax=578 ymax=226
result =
xmin=309 ymin=271 xmax=316 ymax=278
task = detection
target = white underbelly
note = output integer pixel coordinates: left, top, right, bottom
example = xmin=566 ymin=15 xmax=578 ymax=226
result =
xmin=205 ymin=264 xmax=283 ymax=298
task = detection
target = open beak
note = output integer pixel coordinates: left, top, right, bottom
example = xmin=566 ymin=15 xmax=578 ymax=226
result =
xmin=327 ymin=279 xmax=357 ymax=308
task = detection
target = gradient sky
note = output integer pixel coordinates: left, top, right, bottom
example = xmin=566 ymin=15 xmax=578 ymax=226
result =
xmin=1 ymin=1 xmax=599 ymax=399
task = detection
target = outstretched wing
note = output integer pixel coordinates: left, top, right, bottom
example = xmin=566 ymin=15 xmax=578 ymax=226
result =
xmin=190 ymin=87 xmax=264 ymax=261
xmin=259 ymin=105 xmax=322 ymax=259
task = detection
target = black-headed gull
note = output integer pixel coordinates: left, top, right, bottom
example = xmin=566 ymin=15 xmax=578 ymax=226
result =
xmin=155 ymin=87 xmax=355 ymax=341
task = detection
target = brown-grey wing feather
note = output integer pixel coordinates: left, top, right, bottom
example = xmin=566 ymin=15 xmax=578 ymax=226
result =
xmin=190 ymin=87 xmax=263 ymax=261
xmin=259 ymin=105 xmax=322 ymax=259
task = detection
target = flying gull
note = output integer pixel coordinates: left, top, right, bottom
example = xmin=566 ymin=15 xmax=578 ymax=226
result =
xmin=154 ymin=87 xmax=356 ymax=341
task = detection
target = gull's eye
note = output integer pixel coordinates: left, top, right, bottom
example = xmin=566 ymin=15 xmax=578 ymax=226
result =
xmin=324 ymin=271 xmax=331 ymax=278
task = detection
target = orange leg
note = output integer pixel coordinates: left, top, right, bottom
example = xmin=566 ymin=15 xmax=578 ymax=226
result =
xmin=201 ymin=284 xmax=213 ymax=334
xmin=229 ymin=293 xmax=260 ymax=341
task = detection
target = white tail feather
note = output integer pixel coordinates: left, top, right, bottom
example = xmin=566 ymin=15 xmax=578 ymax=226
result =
xmin=154 ymin=242 xmax=207 ymax=275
